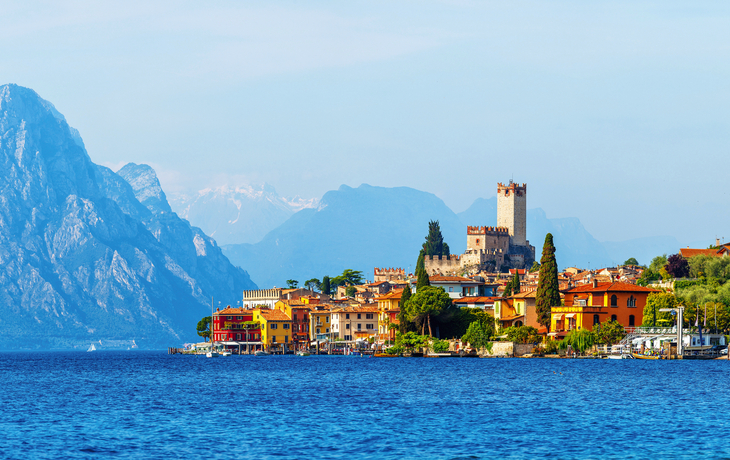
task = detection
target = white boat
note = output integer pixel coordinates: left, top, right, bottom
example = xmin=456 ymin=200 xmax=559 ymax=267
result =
xmin=220 ymin=351 xmax=232 ymax=357
xmin=296 ymin=351 xmax=310 ymax=356
xmin=255 ymin=350 xmax=270 ymax=356
xmin=87 ymin=343 xmax=96 ymax=352
xmin=206 ymin=351 xmax=219 ymax=358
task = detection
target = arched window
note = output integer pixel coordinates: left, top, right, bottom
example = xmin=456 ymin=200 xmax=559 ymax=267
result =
xmin=611 ymin=314 xmax=617 ymax=322
xmin=611 ymin=295 xmax=618 ymax=306
xmin=627 ymin=296 xmax=636 ymax=307
xmin=514 ymin=320 xmax=523 ymax=327
xmin=629 ymin=315 xmax=635 ymax=327
xmin=593 ymin=314 xmax=600 ymax=325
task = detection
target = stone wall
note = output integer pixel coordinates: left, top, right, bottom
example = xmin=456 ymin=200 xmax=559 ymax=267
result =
xmin=497 ymin=181 xmax=527 ymax=247
xmin=424 ymin=254 xmax=461 ymax=276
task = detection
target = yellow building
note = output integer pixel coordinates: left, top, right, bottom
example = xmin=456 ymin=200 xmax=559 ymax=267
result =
xmin=376 ymin=289 xmax=402 ymax=343
xmin=253 ymin=308 xmax=293 ymax=353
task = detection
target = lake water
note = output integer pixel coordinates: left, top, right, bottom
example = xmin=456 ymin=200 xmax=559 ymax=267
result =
xmin=2 ymin=352 xmax=729 ymax=459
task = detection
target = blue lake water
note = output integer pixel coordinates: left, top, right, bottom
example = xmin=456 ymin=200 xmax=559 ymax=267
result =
xmin=2 ymin=352 xmax=729 ymax=459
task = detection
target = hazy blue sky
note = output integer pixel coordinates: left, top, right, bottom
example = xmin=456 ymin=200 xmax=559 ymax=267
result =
xmin=2 ymin=1 xmax=729 ymax=243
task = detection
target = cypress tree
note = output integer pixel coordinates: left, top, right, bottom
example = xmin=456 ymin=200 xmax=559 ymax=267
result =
xmin=536 ymin=233 xmax=560 ymax=332
xmin=321 ymin=276 xmax=330 ymax=296
xmin=398 ymin=284 xmax=412 ymax=333
xmin=423 ymin=220 xmax=449 ymax=256
xmin=502 ymin=278 xmax=513 ymax=298
xmin=416 ymin=250 xmax=425 ymax=274
xmin=512 ymin=272 xmax=521 ymax=295
xmin=417 ymin=268 xmax=430 ymax=290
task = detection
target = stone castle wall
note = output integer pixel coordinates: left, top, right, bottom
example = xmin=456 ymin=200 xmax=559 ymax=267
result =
xmin=374 ymin=267 xmax=405 ymax=282
xmin=497 ymin=182 xmax=527 ymax=246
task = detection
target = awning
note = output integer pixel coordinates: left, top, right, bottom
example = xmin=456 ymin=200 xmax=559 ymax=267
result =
xmin=565 ymin=313 xmax=577 ymax=319
xmin=552 ymin=314 xmax=565 ymax=320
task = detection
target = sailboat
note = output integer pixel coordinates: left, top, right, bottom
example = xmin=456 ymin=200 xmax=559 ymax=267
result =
xmin=87 ymin=343 xmax=96 ymax=352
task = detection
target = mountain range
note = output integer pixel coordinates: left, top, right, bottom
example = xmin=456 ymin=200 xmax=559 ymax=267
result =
xmin=168 ymin=185 xmax=317 ymax=245
xmin=0 ymin=84 xmax=255 ymax=350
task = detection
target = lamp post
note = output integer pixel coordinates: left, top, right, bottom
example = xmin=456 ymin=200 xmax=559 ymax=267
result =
xmin=660 ymin=306 xmax=684 ymax=356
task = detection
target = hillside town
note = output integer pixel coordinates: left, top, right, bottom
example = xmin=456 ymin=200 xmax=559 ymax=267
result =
xmin=192 ymin=182 xmax=730 ymax=360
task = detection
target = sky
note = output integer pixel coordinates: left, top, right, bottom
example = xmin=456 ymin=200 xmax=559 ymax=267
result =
xmin=2 ymin=1 xmax=729 ymax=244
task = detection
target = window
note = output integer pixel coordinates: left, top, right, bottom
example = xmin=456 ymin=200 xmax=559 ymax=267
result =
xmin=326 ymin=317 xmax=329 ymax=323
xmin=476 ymin=238 xmax=480 ymax=244
xmin=346 ymin=314 xmax=350 ymax=319
xmin=270 ymin=324 xmax=278 ymax=330
xmin=357 ymin=314 xmax=361 ymax=319
xmin=629 ymin=315 xmax=635 ymax=327
xmin=357 ymin=324 xmax=362 ymax=330
xmin=345 ymin=335 xmax=351 ymax=341
xmin=326 ymin=328 xmax=329 ymax=333
xmin=449 ymin=287 xmax=453 ymax=292
xmin=593 ymin=314 xmax=600 ymax=326
xmin=346 ymin=324 xmax=350 ymax=330
xmin=366 ymin=324 xmax=374 ymax=330
xmin=284 ymin=336 xmax=288 ymax=343
xmin=627 ymin=296 xmax=636 ymax=307
xmin=610 ymin=295 xmax=617 ymax=307
xmin=611 ymin=315 xmax=617 ymax=322
xmin=271 ymin=336 xmax=276 ymax=343
xmin=366 ymin=313 xmax=373 ymax=319
xmin=316 ymin=328 xmax=320 ymax=334
xmin=237 ymin=316 xmax=242 ymax=320
xmin=283 ymin=324 xmax=290 ymax=329
xmin=237 ymin=333 xmax=241 ymax=340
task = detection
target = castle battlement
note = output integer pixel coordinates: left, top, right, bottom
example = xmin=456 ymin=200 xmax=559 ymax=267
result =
xmin=373 ymin=267 xmax=405 ymax=282
xmin=466 ymin=225 xmax=509 ymax=235
xmin=425 ymin=255 xmax=460 ymax=262
xmin=497 ymin=181 xmax=526 ymax=197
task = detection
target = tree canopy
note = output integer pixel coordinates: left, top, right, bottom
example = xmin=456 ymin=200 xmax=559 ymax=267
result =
xmin=321 ymin=276 xmax=331 ymax=296
xmin=623 ymin=257 xmax=639 ymax=266
xmin=304 ymin=278 xmax=321 ymax=291
xmin=330 ymin=269 xmax=364 ymax=287
xmin=404 ymin=286 xmax=452 ymax=336
xmin=196 ymin=316 xmax=211 ymax=342
xmin=593 ymin=320 xmax=626 ymax=345
xmin=422 ymin=220 xmax=450 ymax=257
xmin=666 ymin=253 xmax=689 ymax=278
xmin=286 ymin=279 xmax=299 ymax=289
xmin=529 ymin=261 xmax=540 ymax=273
xmin=462 ymin=321 xmax=491 ymax=350
xmin=642 ymin=292 xmax=678 ymax=327
xmin=536 ymin=233 xmax=560 ymax=331
xmin=398 ymin=285 xmax=413 ymax=334
xmin=504 ymin=325 xmax=540 ymax=344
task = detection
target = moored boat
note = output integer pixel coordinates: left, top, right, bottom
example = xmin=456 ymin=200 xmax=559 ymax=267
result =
xmin=631 ymin=353 xmax=662 ymax=360
xmin=255 ymin=350 xmax=270 ymax=356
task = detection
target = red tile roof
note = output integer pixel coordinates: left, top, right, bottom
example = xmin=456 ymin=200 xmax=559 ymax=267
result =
xmin=566 ymin=281 xmax=658 ymax=294
xmin=679 ymin=248 xmax=722 ymax=258
xmin=430 ymin=275 xmax=479 ymax=283
xmin=377 ymin=289 xmax=404 ymax=300
xmin=453 ymin=296 xmax=499 ymax=304
xmin=214 ymin=307 xmax=254 ymax=316
xmin=257 ymin=310 xmax=292 ymax=321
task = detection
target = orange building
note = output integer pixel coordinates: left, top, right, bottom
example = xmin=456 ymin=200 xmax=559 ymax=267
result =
xmin=376 ymin=288 xmax=402 ymax=343
xmin=550 ymin=280 xmax=658 ymax=339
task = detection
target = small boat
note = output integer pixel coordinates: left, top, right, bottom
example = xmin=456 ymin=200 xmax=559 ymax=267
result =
xmin=206 ymin=351 xmax=219 ymax=358
xmin=87 ymin=343 xmax=97 ymax=352
xmin=632 ymin=353 xmax=662 ymax=360
xmin=296 ymin=351 xmax=311 ymax=356
xmin=374 ymin=353 xmax=399 ymax=358
xmin=606 ymin=354 xmax=632 ymax=360
xmin=220 ymin=351 xmax=232 ymax=357
xmin=255 ymin=350 xmax=270 ymax=356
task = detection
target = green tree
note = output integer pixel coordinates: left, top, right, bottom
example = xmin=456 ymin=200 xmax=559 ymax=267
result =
xmin=529 ymin=261 xmax=541 ymax=273
xmin=536 ymin=233 xmax=560 ymax=332
xmin=331 ymin=269 xmax=364 ymax=287
xmin=511 ymin=272 xmax=521 ymax=295
xmin=346 ymin=286 xmax=357 ymax=297
xmin=624 ymin=257 xmax=639 ymax=266
xmin=502 ymin=277 xmax=513 ymax=298
xmin=304 ymin=278 xmax=321 ymax=291
xmin=396 ymin=331 xmax=428 ymax=351
xmin=417 ymin=268 xmax=431 ymax=290
xmin=430 ymin=338 xmax=450 ymax=352
xmin=405 ymin=286 xmax=452 ymax=336
xmin=559 ymin=329 xmax=596 ymax=354
xmin=196 ymin=316 xmax=211 ymax=342
xmin=416 ymin=250 xmax=426 ymax=274
xmin=462 ymin=321 xmax=490 ymax=350
xmin=649 ymin=254 xmax=668 ymax=273
xmin=398 ymin=285 xmax=413 ymax=334
xmin=504 ymin=325 xmax=540 ymax=343
xmin=286 ymin=279 xmax=299 ymax=289
xmin=422 ymin=220 xmax=450 ymax=257
xmin=593 ymin=320 xmax=626 ymax=345
xmin=321 ymin=276 xmax=331 ymax=296
xmin=642 ymin=292 xmax=678 ymax=327
xmin=636 ymin=268 xmax=660 ymax=286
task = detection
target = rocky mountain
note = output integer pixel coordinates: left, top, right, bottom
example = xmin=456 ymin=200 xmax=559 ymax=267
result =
xmin=222 ymin=184 xmax=466 ymax=289
xmin=0 ymin=84 xmax=255 ymax=350
xmin=168 ymin=184 xmax=317 ymax=245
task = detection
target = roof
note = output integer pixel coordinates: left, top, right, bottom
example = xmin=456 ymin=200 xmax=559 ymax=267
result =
xmin=679 ymin=248 xmax=722 ymax=258
xmin=429 ymin=275 xmax=480 ymax=283
xmin=565 ymin=281 xmax=658 ymax=294
xmin=214 ymin=307 xmax=254 ymax=316
xmin=508 ymin=269 xmax=527 ymax=275
xmin=511 ymin=290 xmax=537 ymax=299
xmin=377 ymin=289 xmax=404 ymax=301
xmin=257 ymin=310 xmax=292 ymax=321
xmin=500 ymin=314 xmax=524 ymax=321
xmin=330 ymin=305 xmax=380 ymax=313
xmin=453 ymin=296 xmax=499 ymax=304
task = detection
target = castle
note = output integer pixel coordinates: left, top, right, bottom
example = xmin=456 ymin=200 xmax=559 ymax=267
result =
xmin=425 ymin=181 xmax=535 ymax=276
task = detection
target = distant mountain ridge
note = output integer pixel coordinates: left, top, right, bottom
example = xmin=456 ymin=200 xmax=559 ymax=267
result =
xmin=0 ymin=84 xmax=255 ymax=350
xmin=168 ymin=184 xmax=317 ymax=245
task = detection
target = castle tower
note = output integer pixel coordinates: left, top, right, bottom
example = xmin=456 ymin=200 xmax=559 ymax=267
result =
xmin=497 ymin=181 xmax=527 ymax=247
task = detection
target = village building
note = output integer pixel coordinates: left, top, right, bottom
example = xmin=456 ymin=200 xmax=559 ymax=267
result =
xmin=331 ymin=305 xmax=379 ymax=341
xmin=549 ymin=280 xmax=658 ymax=339
xmin=211 ymin=306 xmax=263 ymax=353
xmin=252 ymin=308 xmax=293 ymax=353
xmin=275 ymin=299 xmax=312 ymax=350
xmin=309 ymin=304 xmax=332 ymax=342
xmin=425 ymin=181 xmax=536 ymax=276
xmin=376 ymin=289 xmax=402 ymax=343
